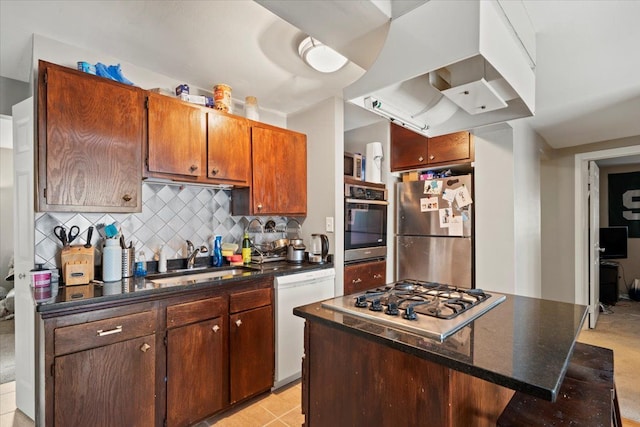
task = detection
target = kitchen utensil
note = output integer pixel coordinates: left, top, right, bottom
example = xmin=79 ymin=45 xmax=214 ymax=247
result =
xmin=265 ymin=220 xmax=276 ymax=232
xmin=85 ymin=226 xmax=94 ymax=248
xmin=66 ymin=226 xmax=80 ymax=244
xmin=309 ymin=234 xmax=329 ymax=264
xmin=286 ymin=240 xmax=306 ymax=263
xmin=271 ymin=238 xmax=289 ymax=253
xmin=54 ymin=226 xmax=68 ymax=246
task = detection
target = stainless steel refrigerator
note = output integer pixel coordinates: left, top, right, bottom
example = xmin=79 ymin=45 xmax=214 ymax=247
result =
xmin=395 ymin=174 xmax=473 ymax=288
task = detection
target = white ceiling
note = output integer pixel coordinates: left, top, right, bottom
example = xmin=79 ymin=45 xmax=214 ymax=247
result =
xmin=1 ymin=0 xmax=639 ymax=149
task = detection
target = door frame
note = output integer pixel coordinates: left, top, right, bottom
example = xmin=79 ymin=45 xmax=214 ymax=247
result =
xmin=574 ymin=145 xmax=640 ymax=308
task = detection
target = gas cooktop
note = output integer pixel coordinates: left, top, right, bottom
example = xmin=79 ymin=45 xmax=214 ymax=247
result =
xmin=321 ymin=279 xmax=506 ymax=341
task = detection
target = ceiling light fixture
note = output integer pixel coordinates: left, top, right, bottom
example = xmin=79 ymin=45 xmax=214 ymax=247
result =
xmin=298 ymin=36 xmax=348 ymax=73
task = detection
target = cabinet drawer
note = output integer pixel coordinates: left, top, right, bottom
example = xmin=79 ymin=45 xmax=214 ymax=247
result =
xmin=167 ymin=296 xmax=226 ymax=328
xmin=230 ymin=287 xmax=272 ymax=313
xmin=54 ymin=310 xmax=156 ymax=356
xmin=344 ymin=260 xmax=386 ymax=295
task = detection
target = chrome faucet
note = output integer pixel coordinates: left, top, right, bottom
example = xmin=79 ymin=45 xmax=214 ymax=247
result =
xmin=186 ymin=240 xmax=208 ymax=269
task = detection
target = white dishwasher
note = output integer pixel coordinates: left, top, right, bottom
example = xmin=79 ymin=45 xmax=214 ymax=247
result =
xmin=274 ymin=267 xmax=335 ymax=389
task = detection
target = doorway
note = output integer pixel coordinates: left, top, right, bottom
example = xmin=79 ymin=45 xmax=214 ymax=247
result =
xmin=574 ymin=145 xmax=640 ymax=327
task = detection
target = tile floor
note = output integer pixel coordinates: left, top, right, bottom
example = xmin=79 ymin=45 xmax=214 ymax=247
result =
xmin=0 ymin=380 xmax=303 ymax=427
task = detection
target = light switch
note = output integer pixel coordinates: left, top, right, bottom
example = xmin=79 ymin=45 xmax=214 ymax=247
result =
xmin=325 ymin=216 xmax=334 ymax=233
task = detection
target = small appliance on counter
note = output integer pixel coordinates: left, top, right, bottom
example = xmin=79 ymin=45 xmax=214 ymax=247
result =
xmin=309 ymin=234 xmax=329 ymax=264
xmin=286 ymin=239 xmax=306 ymax=264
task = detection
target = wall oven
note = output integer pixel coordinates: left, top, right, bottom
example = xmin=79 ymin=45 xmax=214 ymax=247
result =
xmin=344 ymin=183 xmax=388 ymax=262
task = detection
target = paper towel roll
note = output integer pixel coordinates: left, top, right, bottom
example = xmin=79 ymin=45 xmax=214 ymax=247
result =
xmin=365 ymin=142 xmax=383 ymax=183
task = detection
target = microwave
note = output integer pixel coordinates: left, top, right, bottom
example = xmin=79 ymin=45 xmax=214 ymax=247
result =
xmin=344 ymin=152 xmax=363 ymax=180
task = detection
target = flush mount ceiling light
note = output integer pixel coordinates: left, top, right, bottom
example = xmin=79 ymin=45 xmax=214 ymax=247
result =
xmin=298 ymin=36 xmax=348 ymax=73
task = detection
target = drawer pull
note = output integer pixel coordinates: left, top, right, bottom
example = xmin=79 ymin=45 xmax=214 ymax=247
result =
xmin=96 ymin=325 xmax=123 ymax=337
xmin=373 ymin=274 xmax=382 ymax=279
xmin=212 ymin=325 xmax=220 ymax=333
xmin=235 ymin=319 xmax=242 ymax=327
xmin=211 ymin=167 xmax=219 ymax=176
xmin=140 ymin=343 xmax=151 ymax=353
xmin=122 ymin=194 xmax=132 ymax=202
xmin=429 ymin=155 xmax=435 ymax=160
xmin=418 ymin=156 xmax=424 ymax=162
xmin=352 ymin=278 xmax=362 ymax=284
xmin=189 ymin=164 xmax=198 ymax=172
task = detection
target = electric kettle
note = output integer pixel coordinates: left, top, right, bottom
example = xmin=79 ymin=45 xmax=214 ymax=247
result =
xmin=309 ymin=234 xmax=329 ymax=264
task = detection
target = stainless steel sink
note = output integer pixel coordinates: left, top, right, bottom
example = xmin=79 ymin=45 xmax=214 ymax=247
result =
xmin=150 ymin=268 xmax=252 ymax=285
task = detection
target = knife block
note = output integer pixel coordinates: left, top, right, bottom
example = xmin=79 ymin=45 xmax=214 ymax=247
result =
xmin=61 ymin=245 xmax=94 ymax=285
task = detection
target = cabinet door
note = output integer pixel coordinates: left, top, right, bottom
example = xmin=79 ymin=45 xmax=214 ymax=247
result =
xmin=427 ymin=132 xmax=471 ymax=165
xmin=229 ymin=305 xmax=274 ymax=403
xmin=344 ymin=260 xmax=386 ymax=295
xmin=167 ymin=316 xmax=227 ymax=427
xmin=54 ymin=335 xmax=155 ymax=427
xmin=38 ymin=61 xmax=143 ymax=212
xmin=147 ymin=92 xmax=206 ymax=178
xmin=251 ymin=126 xmax=307 ymax=215
xmin=390 ymin=123 xmax=429 ymax=172
xmin=207 ymin=113 xmax=251 ymax=185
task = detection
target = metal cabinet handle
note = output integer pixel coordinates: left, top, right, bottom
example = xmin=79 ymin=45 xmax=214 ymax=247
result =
xmin=256 ymin=203 xmax=263 ymax=211
xmin=97 ymin=325 xmax=123 ymax=336
xmin=211 ymin=167 xmax=219 ymax=176
xmin=122 ymin=194 xmax=132 ymax=202
xmin=19 ymin=273 xmax=26 ymax=279
xmin=140 ymin=343 xmax=151 ymax=353
xmin=212 ymin=325 xmax=220 ymax=333
xmin=352 ymin=278 xmax=362 ymax=284
xmin=429 ymin=155 xmax=435 ymax=160
xmin=373 ymin=274 xmax=382 ymax=279
xmin=190 ymin=165 xmax=198 ymax=172
xmin=418 ymin=156 xmax=424 ymax=162
xmin=235 ymin=319 xmax=242 ymax=327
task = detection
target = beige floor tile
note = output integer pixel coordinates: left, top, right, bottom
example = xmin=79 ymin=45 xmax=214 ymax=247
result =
xmin=0 ymin=409 xmax=34 ymax=427
xmin=274 ymin=385 xmax=301 ymax=408
xmin=0 ymin=392 xmax=16 ymax=415
xmin=278 ymin=407 xmax=304 ymax=427
xmin=0 ymin=383 xmax=14 ymax=396
xmin=264 ymin=420 xmax=288 ymax=426
xmin=258 ymin=393 xmax=296 ymax=418
xmin=211 ymin=402 xmax=276 ymax=426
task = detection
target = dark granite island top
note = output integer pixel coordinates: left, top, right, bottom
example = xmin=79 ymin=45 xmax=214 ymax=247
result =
xmin=294 ymin=292 xmax=587 ymax=403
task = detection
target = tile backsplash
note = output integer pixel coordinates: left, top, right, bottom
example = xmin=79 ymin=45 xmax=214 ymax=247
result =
xmin=35 ymin=182 xmax=289 ymax=268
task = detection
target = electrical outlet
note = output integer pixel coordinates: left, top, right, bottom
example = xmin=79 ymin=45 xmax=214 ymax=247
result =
xmin=325 ymin=216 xmax=334 ymax=233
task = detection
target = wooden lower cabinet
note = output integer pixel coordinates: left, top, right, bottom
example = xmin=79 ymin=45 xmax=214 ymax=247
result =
xmin=344 ymin=259 xmax=386 ymax=295
xmin=166 ymin=297 xmax=228 ymax=427
xmin=302 ymin=321 xmax=513 ymax=427
xmin=229 ymin=287 xmax=275 ymax=404
xmin=40 ymin=278 xmax=275 ymax=427
xmin=54 ymin=334 xmax=156 ymax=427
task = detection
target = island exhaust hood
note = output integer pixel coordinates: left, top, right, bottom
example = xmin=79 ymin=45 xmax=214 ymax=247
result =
xmin=344 ymin=0 xmax=535 ymax=137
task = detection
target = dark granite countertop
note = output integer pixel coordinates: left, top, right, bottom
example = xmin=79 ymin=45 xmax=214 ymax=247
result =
xmin=34 ymin=261 xmax=334 ymax=315
xmin=294 ymin=292 xmax=587 ymax=402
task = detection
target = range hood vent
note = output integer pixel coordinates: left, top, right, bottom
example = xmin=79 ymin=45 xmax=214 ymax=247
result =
xmin=344 ymin=0 xmax=535 ymax=137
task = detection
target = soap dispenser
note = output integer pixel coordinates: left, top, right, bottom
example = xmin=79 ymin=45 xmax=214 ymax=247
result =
xmin=212 ymin=235 xmax=223 ymax=267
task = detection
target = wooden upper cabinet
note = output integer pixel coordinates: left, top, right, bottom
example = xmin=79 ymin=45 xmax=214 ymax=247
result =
xmin=390 ymin=122 xmax=473 ymax=171
xmin=427 ymin=132 xmax=472 ymax=165
xmin=390 ymin=123 xmax=429 ymax=171
xmin=147 ymin=92 xmax=206 ymax=178
xmin=242 ymin=125 xmax=307 ymax=216
xmin=37 ymin=60 xmax=143 ymax=212
xmin=207 ymin=113 xmax=251 ymax=186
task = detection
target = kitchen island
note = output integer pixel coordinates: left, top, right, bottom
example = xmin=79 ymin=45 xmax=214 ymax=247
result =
xmin=294 ymin=290 xmax=587 ymax=427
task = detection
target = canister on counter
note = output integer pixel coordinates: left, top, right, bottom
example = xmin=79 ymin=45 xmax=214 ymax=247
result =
xmin=244 ymin=96 xmax=259 ymax=121
xmin=213 ymin=84 xmax=232 ymax=113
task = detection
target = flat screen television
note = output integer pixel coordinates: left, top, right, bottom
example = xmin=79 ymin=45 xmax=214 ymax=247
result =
xmin=599 ymin=226 xmax=628 ymax=259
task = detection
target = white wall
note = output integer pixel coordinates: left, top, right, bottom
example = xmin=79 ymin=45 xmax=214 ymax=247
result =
xmin=511 ymin=121 xmax=544 ymax=298
xmin=31 ymin=34 xmax=286 ymax=127
xmin=288 ymin=97 xmax=344 ymax=295
xmin=540 ymin=135 xmax=640 ymax=303
xmin=474 ymin=124 xmax=516 ymax=294
xmin=344 ymin=120 xmax=396 ymax=281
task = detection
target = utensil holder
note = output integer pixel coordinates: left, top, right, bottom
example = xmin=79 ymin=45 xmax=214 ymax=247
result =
xmin=122 ymin=248 xmax=135 ymax=278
